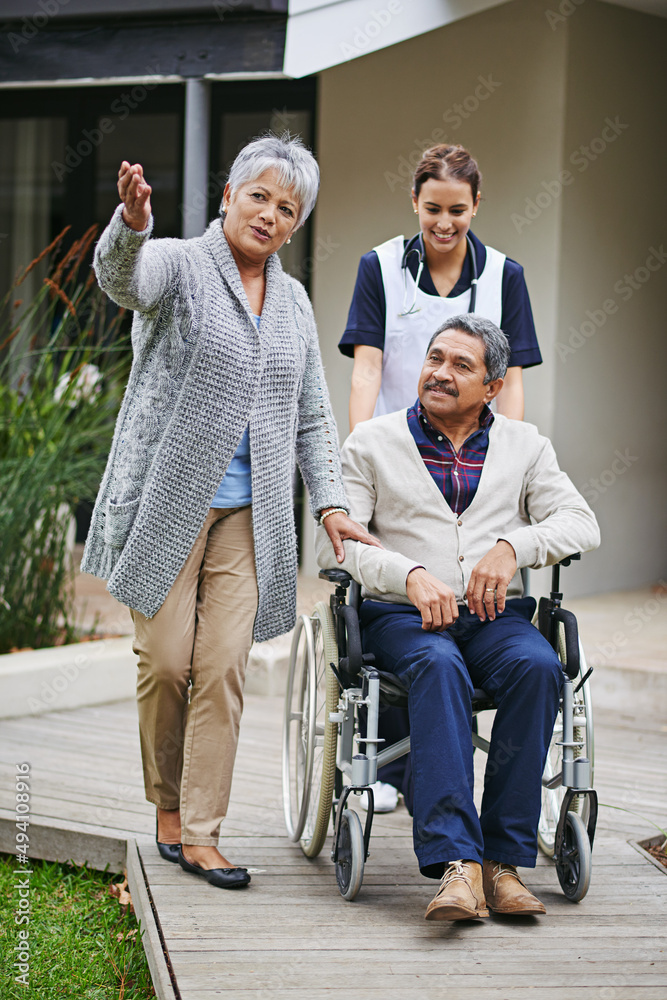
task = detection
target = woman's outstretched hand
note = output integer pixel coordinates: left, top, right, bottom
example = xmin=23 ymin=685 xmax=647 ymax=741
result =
xmin=321 ymin=511 xmax=383 ymax=564
xmin=118 ymin=161 xmax=152 ymax=232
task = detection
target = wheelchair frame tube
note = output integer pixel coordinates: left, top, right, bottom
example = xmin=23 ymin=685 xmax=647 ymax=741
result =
xmin=338 ymin=693 xmax=357 ymax=777
xmin=376 ymin=736 xmax=411 ymax=770
xmin=364 ymin=672 xmax=380 ymax=785
xmin=562 ymin=678 xmax=575 ymax=788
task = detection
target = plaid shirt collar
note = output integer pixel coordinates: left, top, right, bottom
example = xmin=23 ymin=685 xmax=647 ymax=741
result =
xmin=407 ymin=400 xmax=494 ymax=515
xmin=415 ymin=400 xmax=494 ymax=446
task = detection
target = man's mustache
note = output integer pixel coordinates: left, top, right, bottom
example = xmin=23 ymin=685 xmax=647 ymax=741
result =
xmin=424 ymin=380 xmax=459 ymax=397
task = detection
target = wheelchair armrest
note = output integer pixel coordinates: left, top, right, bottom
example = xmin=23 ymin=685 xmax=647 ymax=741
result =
xmin=553 ymin=607 xmax=580 ymax=680
xmin=539 ymin=598 xmax=581 ymax=680
xmin=318 ymin=568 xmax=353 ymax=587
xmin=338 ymin=603 xmax=364 ymax=683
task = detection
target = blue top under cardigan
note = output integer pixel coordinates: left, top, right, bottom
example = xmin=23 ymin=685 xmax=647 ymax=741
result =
xmin=209 ymin=314 xmax=259 ymax=509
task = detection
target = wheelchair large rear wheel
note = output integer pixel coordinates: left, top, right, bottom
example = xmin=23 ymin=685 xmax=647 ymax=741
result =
xmin=538 ymin=633 xmax=594 ymax=857
xmin=282 ymin=602 xmax=339 ymax=857
xmin=556 ymin=811 xmax=591 ymax=902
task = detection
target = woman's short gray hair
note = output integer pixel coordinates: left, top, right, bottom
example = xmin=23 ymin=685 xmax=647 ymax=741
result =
xmin=222 ymin=132 xmax=320 ymax=227
xmin=427 ymin=314 xmax=511 ymax=382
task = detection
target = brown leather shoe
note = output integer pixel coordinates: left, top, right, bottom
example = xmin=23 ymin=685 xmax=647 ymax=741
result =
xmin=483 ymin=860 xmax=546 ymax=915
xmin=424 ymin=860 xmax=489 ymax=921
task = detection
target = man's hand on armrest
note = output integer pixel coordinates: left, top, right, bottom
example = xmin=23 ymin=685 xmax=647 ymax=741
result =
xmin=406 ymin=568 xmax=459 ymax=632
xmin=466 ymin=540 xmax=517 ymax=622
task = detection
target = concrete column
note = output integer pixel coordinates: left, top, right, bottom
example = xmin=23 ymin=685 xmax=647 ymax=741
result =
xmin=182 ymin=78 xmax=211 ymax=239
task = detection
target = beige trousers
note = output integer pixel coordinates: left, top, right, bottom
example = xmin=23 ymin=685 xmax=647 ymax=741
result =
xmin=131 ymin=505 xmax=258 ymax=845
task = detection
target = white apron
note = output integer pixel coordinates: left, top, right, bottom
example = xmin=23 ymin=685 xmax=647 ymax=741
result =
xmin=374 ymin=235 xmax=505 ymax=417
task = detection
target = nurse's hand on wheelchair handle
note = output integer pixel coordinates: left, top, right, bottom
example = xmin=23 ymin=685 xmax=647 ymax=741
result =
xmin=321 ymin=511 xmax=383 ymax=563
xmin=466 ymin=540 xmax=517 ymax=622
xmin=406 ymin=567 xmax=459 ymax=631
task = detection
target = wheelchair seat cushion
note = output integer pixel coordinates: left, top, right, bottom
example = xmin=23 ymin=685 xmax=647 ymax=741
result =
xmin=376 ymin=669 xmax=409 ymax=709
xmin=376 ymin=668 xmax=494 ymax=713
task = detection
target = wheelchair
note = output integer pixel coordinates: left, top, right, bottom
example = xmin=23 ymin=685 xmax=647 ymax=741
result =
xmin=282 ymin=555 xmax=597 ymax=903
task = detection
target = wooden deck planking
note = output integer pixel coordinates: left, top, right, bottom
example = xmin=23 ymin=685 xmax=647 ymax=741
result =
xmin=143 ymin=696 xmax=665 ymax=1000
xmin=0 ymin=695 xmax=666 ymax=999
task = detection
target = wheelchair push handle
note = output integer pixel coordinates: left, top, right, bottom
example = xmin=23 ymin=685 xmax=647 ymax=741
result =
xmin=551 ymin=552 xmax=580 ymax=595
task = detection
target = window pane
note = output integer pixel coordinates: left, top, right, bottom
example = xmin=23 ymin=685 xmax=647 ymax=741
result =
xmin=218 ymin=108 xmax=312 ymax=280
xmin=95 ymin=113 xmax=180 ymax=237
xmin=0 ymin=117 xmax=67 ymax=301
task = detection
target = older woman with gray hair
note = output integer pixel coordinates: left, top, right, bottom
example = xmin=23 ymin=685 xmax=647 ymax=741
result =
xmin=82 ymin=134 xmax=375 ymax=889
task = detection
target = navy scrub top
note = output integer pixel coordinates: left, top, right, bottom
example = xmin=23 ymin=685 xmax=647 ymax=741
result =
xmin=338 ymin=230 xmax=542 ymax=369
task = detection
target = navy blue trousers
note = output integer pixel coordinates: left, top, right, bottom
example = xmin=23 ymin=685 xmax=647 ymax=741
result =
xmin=360 ymin=598 xmax=562 ymax=878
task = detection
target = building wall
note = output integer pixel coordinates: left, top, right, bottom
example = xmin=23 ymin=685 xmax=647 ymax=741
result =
xmin=306 ymin=0 xmax=569 ymax=579
xmin=551 ymin=1 xmax=667 ymax=593
xmin=307 ymin=0 xmax=665 ymax=595
xmin=312 ymin=0 xmax=568 ymax=439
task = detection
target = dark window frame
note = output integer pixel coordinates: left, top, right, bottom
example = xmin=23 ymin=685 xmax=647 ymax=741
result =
xmin=1 ymin=76 xmax=318 ymax=552
xmin=209 ymin=77 xmax=318 ymax=292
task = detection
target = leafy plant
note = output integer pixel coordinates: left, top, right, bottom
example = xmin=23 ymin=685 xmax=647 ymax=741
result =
xmin=0 ymin=227 xmax=130 ymax=654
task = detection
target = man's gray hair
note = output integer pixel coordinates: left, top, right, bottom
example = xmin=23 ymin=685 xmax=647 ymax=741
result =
xmin=427 ymin=314 xmax=511 ymax=383
xmin=222 ymin=132 xmax=320 ymax=227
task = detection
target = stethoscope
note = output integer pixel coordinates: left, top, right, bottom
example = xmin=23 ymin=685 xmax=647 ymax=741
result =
xmin=399 ymin=232 xmax=478 ymax=317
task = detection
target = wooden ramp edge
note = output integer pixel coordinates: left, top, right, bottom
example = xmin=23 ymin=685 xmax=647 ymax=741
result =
xmin=126 ymin=838 xmax=179 ymax=1000
xmin=0 ymin=811 xmax=128 ymax=871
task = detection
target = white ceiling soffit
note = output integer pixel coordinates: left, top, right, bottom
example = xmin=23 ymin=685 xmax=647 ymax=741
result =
xmin=283 ymin=0 xmax=510 ymax=79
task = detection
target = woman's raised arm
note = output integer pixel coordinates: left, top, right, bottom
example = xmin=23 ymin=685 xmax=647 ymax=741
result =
xmin=94 ymin=161 xmax=183 ymax=314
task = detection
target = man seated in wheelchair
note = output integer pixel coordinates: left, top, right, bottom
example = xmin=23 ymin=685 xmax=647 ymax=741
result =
xmin=316 ymin=313 xmax=600 ymax=922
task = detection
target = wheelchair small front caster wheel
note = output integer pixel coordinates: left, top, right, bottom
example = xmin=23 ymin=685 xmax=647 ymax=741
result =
xmin=556 ymin=811 xmax=591 ymax=902
xmin=335 ymin=809 xmax=365 ymax=901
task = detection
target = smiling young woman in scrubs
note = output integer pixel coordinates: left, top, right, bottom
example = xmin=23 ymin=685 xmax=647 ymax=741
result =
xmin=339 ymin=144 xmax=542 ymax=813
xmin=341 ymin=144 xmax=542 ymax=428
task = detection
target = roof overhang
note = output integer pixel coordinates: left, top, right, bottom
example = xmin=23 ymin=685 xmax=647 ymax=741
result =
xmin=0 ymin=0 xmax=664 ymax=88
xmin=0 ymin=2 xmax=288 ymax=86
xmin=283 ymin=0 xmax=667 ymax=79
xmin=283 ymin=0 xmax=510 ymax=78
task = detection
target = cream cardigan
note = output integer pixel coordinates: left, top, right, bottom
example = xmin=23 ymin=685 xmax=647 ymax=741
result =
xmin=315 ymin=409 xmax=600 ymax=604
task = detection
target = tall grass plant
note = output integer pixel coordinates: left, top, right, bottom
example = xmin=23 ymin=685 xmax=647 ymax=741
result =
xmin=0 ymin=227 xmax=130 ymax=654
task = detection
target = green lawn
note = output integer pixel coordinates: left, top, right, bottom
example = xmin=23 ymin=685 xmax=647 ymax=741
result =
xmin=0 ymin=853 xmax=155 ymax=999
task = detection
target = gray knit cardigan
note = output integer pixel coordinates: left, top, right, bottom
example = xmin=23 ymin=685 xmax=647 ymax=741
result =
xmin=81 ymin=205 xmax=348 ymax=642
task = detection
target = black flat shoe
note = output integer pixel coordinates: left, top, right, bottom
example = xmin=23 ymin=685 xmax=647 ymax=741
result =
xmin=156 ymin=817 xmax=181 ymax=864
xmin=177 ymin=848 xmax=251 ymax=889
xmin=157 ymin=841 xmax=182 ymax=863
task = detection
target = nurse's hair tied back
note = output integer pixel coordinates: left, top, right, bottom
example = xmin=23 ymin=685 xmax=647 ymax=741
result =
xmin=413 ymin=144 xmax=482 ymax=203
